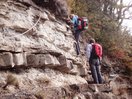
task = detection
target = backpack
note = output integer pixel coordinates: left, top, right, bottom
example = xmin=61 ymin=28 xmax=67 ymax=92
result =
xmin=77 ymin=17 xmax=88 ymax=30
xmin=91 ymin=43 xmax=102 ymax=59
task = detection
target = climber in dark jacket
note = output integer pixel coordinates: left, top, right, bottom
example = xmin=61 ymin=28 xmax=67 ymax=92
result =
xmin=69 ymin=14 xmax=83 ymax=55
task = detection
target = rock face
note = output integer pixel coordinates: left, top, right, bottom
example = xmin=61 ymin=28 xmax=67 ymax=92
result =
xmin=0 ymin=0 xmax=132 ymax=99
xmin=0 ymin=0 xmax=84 ymax=72
xmin=32 ymin=0 xmax=68 ymax=17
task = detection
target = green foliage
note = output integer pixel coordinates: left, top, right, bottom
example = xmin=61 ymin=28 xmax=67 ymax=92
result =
xmin=67 ymin=0 xmax=132 ymax=70
xmin=67 ymin=0 xmax=88 ymax=16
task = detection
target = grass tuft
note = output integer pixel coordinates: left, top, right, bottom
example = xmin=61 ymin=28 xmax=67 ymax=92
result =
xmin=35 ymin=91 xmax=46 ymax=99
xmin=3 ymin=74 xmax=19 ymax=89
xmin=36 ymin=76 xmax=51 ymax=85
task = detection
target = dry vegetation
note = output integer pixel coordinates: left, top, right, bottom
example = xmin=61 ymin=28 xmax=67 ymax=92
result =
xmin=35 ymin=91 xmax=46 ymax=99
xmin=67 ymin=0 xmax=132 ymax=73
xmin=36 ymin=75 xmax=51 ymax=85
xmin=3 ymin=74 xmax=19 ymax=89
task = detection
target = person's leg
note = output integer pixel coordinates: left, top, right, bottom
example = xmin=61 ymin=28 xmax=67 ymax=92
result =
xmin=95 ymin=59 xmax=103 ymax=84
xmin=74 ymin=30 xmax=81 ymax=42
xmin=89 ymin=60 xmax=99 ymax=84
xmin=74 ymin=30 xmax=81 ymax=55
xmin=75 ymin=41 xmax=80 ymax=55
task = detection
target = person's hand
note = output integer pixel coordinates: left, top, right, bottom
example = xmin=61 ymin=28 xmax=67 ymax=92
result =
xmin=99 ymin=57 xmax=102 ymax=65
xmin=100 ymin=57 xmax=102 ymax=61
xmin=69 ymin=24 xmax=73 ymax=29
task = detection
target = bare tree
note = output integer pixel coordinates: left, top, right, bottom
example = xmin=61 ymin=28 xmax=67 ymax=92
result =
xmin=100 ymin=0 xmax=132 ymax=25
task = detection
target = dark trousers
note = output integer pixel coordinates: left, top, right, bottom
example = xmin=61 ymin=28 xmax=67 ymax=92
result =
xmin=89 ymin=59 xmax=102 ymax=84
xmin=74 ymin=29 xmax=82 ymax=55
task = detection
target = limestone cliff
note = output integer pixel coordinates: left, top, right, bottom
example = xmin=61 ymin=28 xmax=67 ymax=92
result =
xmin=0 ymin=0 xmax=131 ymax=99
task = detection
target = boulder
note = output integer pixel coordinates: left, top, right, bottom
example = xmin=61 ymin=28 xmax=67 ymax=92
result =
xmin=0 ymin=52 xmax=14 ymax=67
xmin=69 ymin=65 xmax=79 ymax=75
xmin=79 ymin=67 xmax=88 ymax=76
xmin=27 ymin=54 xmax=40 ymax=67
xmin=39 ymin=54 xmax=60 ymax=67
xmin=13 ymin=53 xmax=27 ymax=66
xmin=57 ymin=55 xmax=73 ymax=72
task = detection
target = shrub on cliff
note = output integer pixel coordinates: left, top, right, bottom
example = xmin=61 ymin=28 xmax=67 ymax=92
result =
xmin=67 ymin=0 xmax=132 ymax=72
